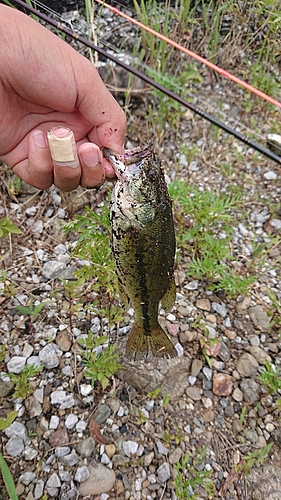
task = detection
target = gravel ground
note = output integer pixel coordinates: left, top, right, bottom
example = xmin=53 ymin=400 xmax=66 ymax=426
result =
xmin=1 ymin=3 xmax=281 ymax=500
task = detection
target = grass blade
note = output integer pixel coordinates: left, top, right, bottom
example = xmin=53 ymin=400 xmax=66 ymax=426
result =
xmin=0 ymin=453 xmax=18 ymax=500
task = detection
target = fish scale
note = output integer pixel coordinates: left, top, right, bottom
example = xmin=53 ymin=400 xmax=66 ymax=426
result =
xmin=104 ymin=143 xmax=177 ymax=360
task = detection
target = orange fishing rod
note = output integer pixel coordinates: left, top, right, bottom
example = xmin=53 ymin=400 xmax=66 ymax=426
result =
xmin=95 ymin=0 xmax=281 ymax=110
xmin=9 ymin=0 xmax=281 ymax=164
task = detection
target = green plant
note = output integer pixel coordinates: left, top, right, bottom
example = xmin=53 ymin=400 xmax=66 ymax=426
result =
xmin=0 ymin=345 xmax=8 ymax=363
xmin=258 ymin=361 xmax=281 ymax=395
xmin=77 ymin=333 xmax=122 ymax=390
xmin=0 ymin=453 xmax=18 ymax=500
xmin=174 ymin=447 xmax=215 ymax=499
xmin=7 ymin=174 xmax=21 ymax=197
xmin=15 ymin=299 xmax=49 ymax=323
xmin=64 ymin=204 xmax=116 ymax=293
xmin=136 ymin=408 xmax=148 ymax=425
xmin=235 ymin=442 xmax=274 ymax=476
xmin=133 ymin=0 xmax=174 ymax=73
xmin=161 ymin=391 xmax=170 ymax=407
xmin=0 ymin=411 xmax=18 ymax=431
xmin=0 ymin=217 xmax=21 ymax=238
xmin=64 ymin=203 xmax=124 ymax=326
xmin=266 ymin=288 xmax=281 ymax=335
xmin=9 ymin=364 xmax=43 ymax=399
xmin=163 ymin=427 xmax=184 ymax=446
xmin=169 ymin=179 xmax=255 ymax=297
xmin=240 ymin=406 xmax=247 ymax=424
xmin=147 ymin=387 xmax=161 ymax=399
xmin=0 ymin=271 xmax=18 ymax=298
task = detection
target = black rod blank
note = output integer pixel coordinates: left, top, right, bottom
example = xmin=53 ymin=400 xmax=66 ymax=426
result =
xmin=9 ymin=0 xmax=281 ymax=165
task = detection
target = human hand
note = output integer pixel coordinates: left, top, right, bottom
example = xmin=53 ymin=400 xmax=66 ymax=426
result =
xmin=0 ymin=5 xmax=126 ymax=191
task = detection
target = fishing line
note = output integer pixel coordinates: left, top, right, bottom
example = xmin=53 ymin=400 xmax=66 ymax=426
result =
xmin=9 ymin=0 xmax=281 ymax=164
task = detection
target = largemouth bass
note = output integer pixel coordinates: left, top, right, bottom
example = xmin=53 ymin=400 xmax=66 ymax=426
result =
xmin=103 ymin=142 xmax=177 ymax=360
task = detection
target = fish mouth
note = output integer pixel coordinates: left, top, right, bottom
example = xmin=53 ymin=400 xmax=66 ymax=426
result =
xmin=103 ymin=142 xmax=153 ymax=178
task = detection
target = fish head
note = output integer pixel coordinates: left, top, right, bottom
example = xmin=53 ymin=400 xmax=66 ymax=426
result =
xmin=103 ymin=142 xmax=165 ymax=207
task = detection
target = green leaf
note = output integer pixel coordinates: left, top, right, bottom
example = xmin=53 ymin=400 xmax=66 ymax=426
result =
xmin=147 ymin=388 xmax=161 ymax=399
xmin=0 ymin=411 xmax=18 ymax=431
xmin=0 ymin=453 xmax=19 ymax=500
xmin=0 ymin=217 xmax=22 ymax=237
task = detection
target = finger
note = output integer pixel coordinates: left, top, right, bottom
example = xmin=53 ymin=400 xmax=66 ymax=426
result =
xmin=78 ymin=143 xmax=106 ymax=188
xmin=48 ymin=127 xmax=82 ymax=192
xmin=12 ymin=130 xmax=54 ymax=190
xmin=88 ymin=107 xmax=127 ymax=154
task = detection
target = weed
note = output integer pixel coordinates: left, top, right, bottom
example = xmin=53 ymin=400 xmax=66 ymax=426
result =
xmin=136 ymin=408 xmax=148 ymax=425
xmin=0 ymin=453 xmax=18 ymax=500
xmin=266 ymin=288 xmax=281 ymax=335
xmin=161 ymin=391 xmax=170 ymax=407
xmin=0 ymin=217 xmax=21 ymax=238
xmin=64 ymin=204 xmax=117 ymax=295
xmin=64 ymin=203 xmax=124 ymax=326
xmin=133 ymin=0 xmax=174 ymax=74
xmin=0 ymin=411 xmax=18 ymax=431
xmin=147 ymin=387 xmax=161 ymax=399
xmin=9 ymin=364 xmax=43 ymax=400
xmin=7 ymin=175 xmax=21 ymax=197
xmin=174 ymin=447 xmax=215 ymax=499
xmin=163 ymin=427 xmax=184 ymax=446
xmin=258 ymin=361 xmax=281 ymax=395
xmin=15 ymin=299 xmax=49 ymax=324
xmin=240 ymin=406 xmax=247 ymax=424
xmin=168 ymin=179 xmax=255 ymax=298
xmin=77 ymin=333 xmax=122 ymax=390
xmin=0 ymin=271 xmax=18 ymax=298
xmin=210 ymin=270 xmax=256 ymax=298
xmin=235 ymin=442 xmax=274 ymax=476
xmin=0 ymin=345 xmax=8 ymax=362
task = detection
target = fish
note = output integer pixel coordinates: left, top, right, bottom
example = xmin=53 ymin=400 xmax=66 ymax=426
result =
xmin=103 ymin=142 xmax=177 ymax=360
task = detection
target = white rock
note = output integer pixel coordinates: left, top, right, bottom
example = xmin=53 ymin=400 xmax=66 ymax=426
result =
xmin=59 ymin=450 xmax=78 ymax=466
xmin=157 ymin=462 xmax=171 ymax=483
xmin=6 ymin=437 xmax=24 ymax=456
xmin=264 ymin=170 xmax=277 ymax=180
xmin=51 ymin=390 xmax=76 ymax=409
xmin=34 ymin=388 xmax=44 ymax=404
xmin=122 ymin=440 xmax=138 ymax=458
xmin=24 ymin=206 xmax=35 ymax=217
xmin=34 ymin=479 xmax=45 ymax=499
xmin=7 ymin=356 xmax=26 ymax=374
xmin=65 ymin=414 xmax=78 ymax=429
xmin=39 ymin=343 xmax=62 ymax=369
xmin=22 ymin=343 xmax=34 ymax=358
xmin=76 ymin=420 xmax=87 ymax=433
xmin=75 ymin=466 xmax=90 ymax=483
xmin=49 ymin=415 xmax=60 ymax=429
xmin=46 ymin=472 xmax=61 ymax=488
xmin=55 ymin=447 xmax=71 ymax=458
xmin=27 ymin=356 xmax=41 ymax=367
xmin=5 ymin=421 xmax=30 ymax=445
xmin=156 ymin=441 xmax=168 ymax=456
xmin=19 ymin=471 xmax=36 ymax=485
xmin=23 ymin=447 xmax=38 ymax=460
xmin=175 ymin=343 xmax=184 ymax=356
xmin=80 ymin=384 xmax=93 ymax=396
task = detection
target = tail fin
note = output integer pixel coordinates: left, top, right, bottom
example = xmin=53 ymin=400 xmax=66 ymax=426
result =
xmin=126 ymin=323 xmax=177 ymax=360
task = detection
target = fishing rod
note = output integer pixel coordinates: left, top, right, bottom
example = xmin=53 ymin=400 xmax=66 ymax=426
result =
xmin=96 ymin=0 xmax=281 ymax=111
xmin=9 ymin=0 xmax=281 ymax=165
